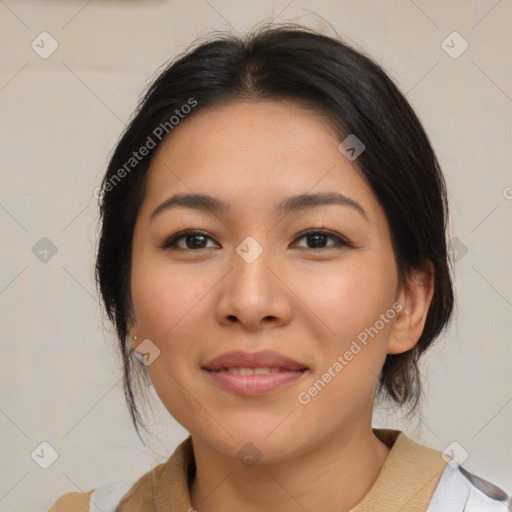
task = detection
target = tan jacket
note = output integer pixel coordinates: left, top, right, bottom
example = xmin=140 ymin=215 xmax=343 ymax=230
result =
xmin=47 ymin=428 xmax=510 ymax=511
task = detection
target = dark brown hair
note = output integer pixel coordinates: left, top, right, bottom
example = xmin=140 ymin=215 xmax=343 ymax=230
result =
xmin=95 ymin=23 xmax=454 ymax=441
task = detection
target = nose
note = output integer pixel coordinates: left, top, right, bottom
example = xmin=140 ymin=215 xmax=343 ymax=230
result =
xmin=214 ymin=242 xmax=293 ymax=332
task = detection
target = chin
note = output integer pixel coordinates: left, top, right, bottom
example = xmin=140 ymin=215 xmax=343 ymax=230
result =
xmin=199 ymin=422 xmax=310 ymax=465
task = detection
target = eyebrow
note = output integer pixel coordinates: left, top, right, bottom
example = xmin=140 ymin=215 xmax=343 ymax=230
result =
xmin=150 ymin=191 xmax=369 ymax=222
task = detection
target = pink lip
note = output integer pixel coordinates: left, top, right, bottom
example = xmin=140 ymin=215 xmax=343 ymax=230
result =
xmin=203 ymin=350 xmax=307 ymax=371
xmin=202 ymin=350 xmax=308 ymax=397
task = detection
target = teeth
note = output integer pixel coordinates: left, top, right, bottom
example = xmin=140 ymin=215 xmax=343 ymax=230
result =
xmin=223 ymin=367 xmax=281 ymax=374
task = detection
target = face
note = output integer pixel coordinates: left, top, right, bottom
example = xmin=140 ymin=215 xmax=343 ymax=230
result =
xmin=129 ymin=100 xmax=414 ymax=463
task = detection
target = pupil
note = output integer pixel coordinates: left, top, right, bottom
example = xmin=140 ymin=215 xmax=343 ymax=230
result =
xmin=184 ymin=234 xmax=328 ymax=249
xmin=187 ymin=235 xmax=206 ymax=249
xmin=309 ymin=234 xmax=326 ymax=248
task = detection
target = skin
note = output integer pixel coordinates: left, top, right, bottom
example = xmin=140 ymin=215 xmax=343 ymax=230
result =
xmin=128 ymin=100 xmax=434 ymax=512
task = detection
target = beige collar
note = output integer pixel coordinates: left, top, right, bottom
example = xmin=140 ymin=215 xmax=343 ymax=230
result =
xmin=118 ymin=428 xmax=446 ymax=511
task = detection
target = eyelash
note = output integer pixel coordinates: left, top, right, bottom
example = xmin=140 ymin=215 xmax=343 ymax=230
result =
xmin=158 ymin=228 xmax=353 ymax=251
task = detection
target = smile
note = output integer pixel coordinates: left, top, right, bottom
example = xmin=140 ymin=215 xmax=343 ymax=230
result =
xmin=203 ymin=367 xmax=308 ymax=396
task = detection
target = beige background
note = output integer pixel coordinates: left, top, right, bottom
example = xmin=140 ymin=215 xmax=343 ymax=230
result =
xmin=0 ymin=0 xmax=511 ymax=510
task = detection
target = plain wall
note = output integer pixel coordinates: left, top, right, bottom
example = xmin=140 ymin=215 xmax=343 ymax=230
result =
xmin=0 ymin=0 xmax=510 ymax=510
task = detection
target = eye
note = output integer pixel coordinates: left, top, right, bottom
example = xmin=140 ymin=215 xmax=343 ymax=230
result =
xmin=292 ymin=229 xmax=352 ymax=250
xmin=158 ymin=228 xmax=352 ymax=251
xmin=158 ymin=229 xmax=220 ymax=250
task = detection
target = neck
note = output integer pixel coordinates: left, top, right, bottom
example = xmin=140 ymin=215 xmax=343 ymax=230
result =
xmin=189 ymin=426 xmax=391 ymax=512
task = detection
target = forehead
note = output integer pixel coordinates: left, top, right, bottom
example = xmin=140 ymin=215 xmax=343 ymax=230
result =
xmin=140 ymin=100 xmax=383 ymax=223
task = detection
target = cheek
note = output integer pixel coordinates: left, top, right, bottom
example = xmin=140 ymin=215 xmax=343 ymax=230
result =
xmin=295 ymin=265 xmax=395 ymax=415
xmin=295 ymin=255 xmax=397 ymax=343
xmin=130 ymin=256 xmax=208 ymax=342
xmin=130 ymin=261 xmax=209 ymax=419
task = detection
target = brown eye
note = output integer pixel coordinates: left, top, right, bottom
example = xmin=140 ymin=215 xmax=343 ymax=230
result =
xmin=293 ymin=229 xmax=351 ymax=249
xmin=159 ymin=230 xmax=220 ymax=250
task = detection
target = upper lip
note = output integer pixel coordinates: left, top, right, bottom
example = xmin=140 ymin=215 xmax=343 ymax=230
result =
xmin=202 ymin=350 xmax=308 ymax=371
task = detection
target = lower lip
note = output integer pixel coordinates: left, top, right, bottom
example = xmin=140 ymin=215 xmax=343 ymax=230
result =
xmin=204 ymin=369 xmax=307 ymax=396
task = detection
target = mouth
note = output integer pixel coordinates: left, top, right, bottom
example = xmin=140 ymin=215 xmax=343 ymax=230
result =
xmin=202 ymin=350 xmax=309 ymax=397
xmin=207 ymin=367 xmax=301 ymax=374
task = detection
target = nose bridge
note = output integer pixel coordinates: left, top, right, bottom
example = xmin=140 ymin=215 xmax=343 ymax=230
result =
xmin=232 ymin=234 xmax=274 ymax=303
xmin=215 ymin=234 xmax=291 ymax=328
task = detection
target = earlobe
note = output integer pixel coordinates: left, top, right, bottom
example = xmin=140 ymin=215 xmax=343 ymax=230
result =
xmin=387 ymin=262 xmax=435 ymax=355
xmin=128 ymin=323 xmax=140 ymax=349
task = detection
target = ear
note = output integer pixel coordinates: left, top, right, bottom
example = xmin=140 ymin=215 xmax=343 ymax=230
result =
xmin=387 ymin=261 xmax=435 ymax=355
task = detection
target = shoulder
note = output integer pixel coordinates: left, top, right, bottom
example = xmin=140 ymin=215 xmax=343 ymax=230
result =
xmin=373 ymin=429 xmax=510 ymax=511
xmin=46 ymin=462 xmax=167 ymax=512
xmin=45 ymin=437 xmax=193 ymax=512
xmin=47 ymin=488 xmax=94 ymax=512
xmin=426 ymin=461 xmax=511 ymax=511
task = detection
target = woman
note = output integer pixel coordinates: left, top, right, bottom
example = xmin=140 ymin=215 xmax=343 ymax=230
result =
xmin=48 ymin=23 xmax=510 ymax=511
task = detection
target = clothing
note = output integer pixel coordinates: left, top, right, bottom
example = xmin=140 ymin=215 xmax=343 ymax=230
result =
xmin=47 ymin=428 xmax=510 ymax=511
